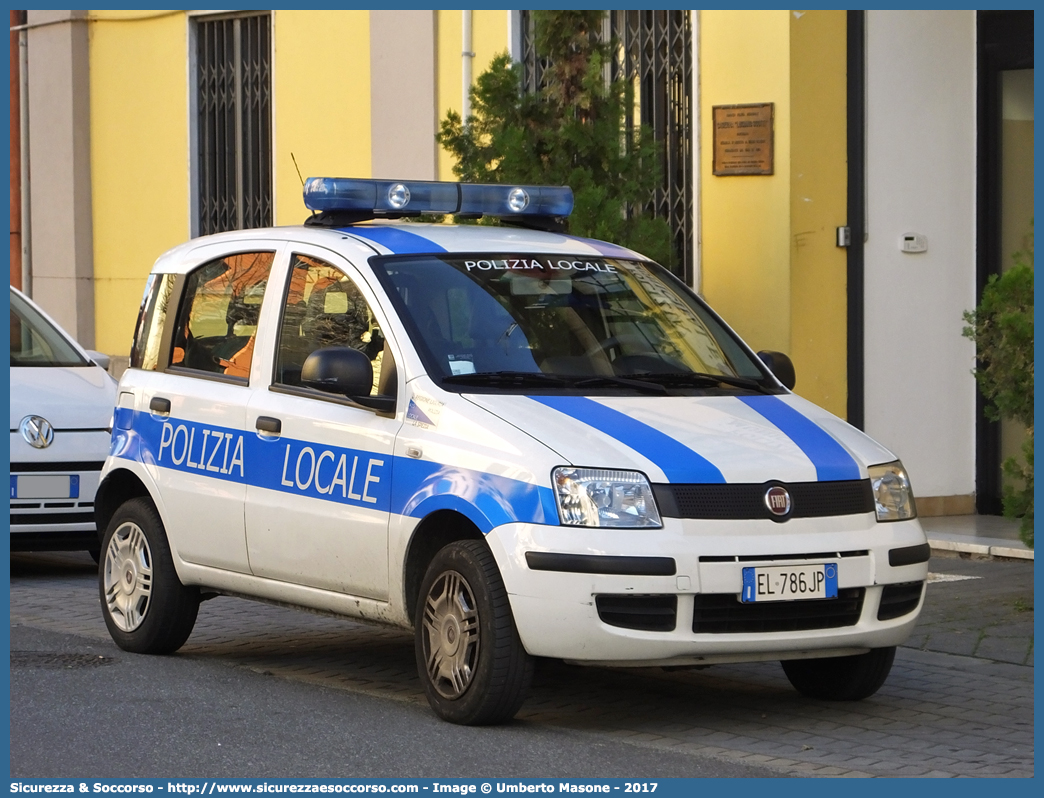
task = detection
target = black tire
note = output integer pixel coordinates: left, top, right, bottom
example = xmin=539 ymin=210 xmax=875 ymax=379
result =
xmin=414 ymin=540 xmax=533 ymax=725
xmin=98 ymin=497 xmax=200 ymax=654
xmin=781 ymin=646 xmax=896 ymax=701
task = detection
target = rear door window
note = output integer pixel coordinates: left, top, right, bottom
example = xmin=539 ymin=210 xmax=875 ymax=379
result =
xmin=170 ymin=252 xmax=275 ymax=379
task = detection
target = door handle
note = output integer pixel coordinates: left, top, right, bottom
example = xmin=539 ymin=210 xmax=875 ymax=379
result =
xmin=149 ymin=396 xmax=171 ymax=414
xmin=255 ymin=416 xmax=282 ymax=434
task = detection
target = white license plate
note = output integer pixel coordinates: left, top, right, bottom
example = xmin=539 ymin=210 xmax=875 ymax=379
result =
xmin=10 ymin=475 xmax=79 ymax=500
xmin=741 ymin=563 xmax=838 ymax=603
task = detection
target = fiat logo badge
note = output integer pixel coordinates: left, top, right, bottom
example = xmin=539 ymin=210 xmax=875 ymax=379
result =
xmin=20 ymin=415 xmax=55 ymax=449
xmin=764 ymin=485 xmax=792 ymax=517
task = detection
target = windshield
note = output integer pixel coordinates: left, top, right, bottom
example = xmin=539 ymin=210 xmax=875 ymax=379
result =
xmin=9 ymin=290 xmax=89 ymax=367
xmin=372 ymin=254 xmax=776 ymax=394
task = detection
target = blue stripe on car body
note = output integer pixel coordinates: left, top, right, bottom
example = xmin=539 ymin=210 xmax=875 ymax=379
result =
xmin=110 ymin=408 xmax=556 ymax=534
xmin=529 ymin=395 xmax=726 ymax=484
xmin=737 ymin=395 xmax=861 ymax=481
xmin=341 ymin=225 xmax=446 ymax=255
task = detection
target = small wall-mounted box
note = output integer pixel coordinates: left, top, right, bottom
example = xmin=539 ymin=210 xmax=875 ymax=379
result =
xmin=900 ymin=233 xmax=928 ymax=253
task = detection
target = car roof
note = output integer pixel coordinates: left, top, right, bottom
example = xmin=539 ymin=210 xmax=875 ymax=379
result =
xmin=149 ymin=222 xmax=645 ymax=275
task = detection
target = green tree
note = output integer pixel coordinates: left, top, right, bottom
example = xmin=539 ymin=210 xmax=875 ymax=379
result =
xmin=437 ymin=10 xmax=674 ymax=267
xmin=963 ymin=224 xmax=1034 ymax=547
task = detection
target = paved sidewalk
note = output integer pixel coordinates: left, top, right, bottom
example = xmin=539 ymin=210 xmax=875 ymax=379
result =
xmin=922 ymin=514 xmax=1032 ymax=560
xmin=915 ymin=555 xmax=1034 ymax=666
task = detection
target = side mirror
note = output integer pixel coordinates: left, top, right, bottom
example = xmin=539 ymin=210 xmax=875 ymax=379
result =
xmin=757 ymin=350 xmax=796 ymax=391
xmin=86 ymin=350 xmax=111 ymax=371
xmin=301 ymin=346 xmax=395 ymax=412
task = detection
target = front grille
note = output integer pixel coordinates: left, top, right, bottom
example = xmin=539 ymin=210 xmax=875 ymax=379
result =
xmin=596 ymin=595 xmax=677 ymax=632
xmin=700 ymin=550 xmax=867 ymax=563
xmin=11 ymin=461 xmax=104 ymax=473
xmin=654 ymin=479 xmax=874 ymax=520
xmin=878 ymin=581 xmax=924 ymax=620
xmin=10 ymin=511 xmax=96 ymax=526
xmin=692 ymin=588 xmax=864 ymax=633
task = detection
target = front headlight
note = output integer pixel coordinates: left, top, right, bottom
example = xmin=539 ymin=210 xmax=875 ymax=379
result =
xmin=553 ymin=467 xmax=662 ymax=528
xmin=868 ymin=460 xmax=917 ymax=521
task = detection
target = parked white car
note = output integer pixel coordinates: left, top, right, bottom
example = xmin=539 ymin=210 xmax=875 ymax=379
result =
xmin=9 ymin=286 xmax=117 ymax=555
xmin=96 ymin=177 xmax=928 ymax=725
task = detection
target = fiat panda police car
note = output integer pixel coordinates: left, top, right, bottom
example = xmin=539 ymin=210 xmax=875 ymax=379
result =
xmin=96 ymin=177 xmax=928 ymax=725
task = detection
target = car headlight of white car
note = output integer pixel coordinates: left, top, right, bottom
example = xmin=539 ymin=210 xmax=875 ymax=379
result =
xmin=553 ymin=467 xmax=662 ymax=528
xmin=868 ymin=460 xmax=917 ymax=522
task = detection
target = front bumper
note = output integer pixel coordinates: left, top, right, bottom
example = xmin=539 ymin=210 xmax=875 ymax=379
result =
xmin=485 ymin=513 xmax=928 ymax=666
xmin=10 ymin=440 xmax=105 ymax=549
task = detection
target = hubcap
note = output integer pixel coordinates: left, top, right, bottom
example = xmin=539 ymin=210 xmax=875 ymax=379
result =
xmin=103 ymin=522 xmax=153 ymax=632
xmin=421 ymin=570 xmax=479 ymax=699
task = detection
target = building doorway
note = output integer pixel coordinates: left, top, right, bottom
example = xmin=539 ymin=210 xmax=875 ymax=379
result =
xmin=976 ymin=10 xmax=1033 ymax=514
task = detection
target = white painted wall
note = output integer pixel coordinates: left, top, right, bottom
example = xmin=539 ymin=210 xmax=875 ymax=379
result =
xmin=863 ymin=10 xmax=977 ymax=498
xmin=26 ymin=10 xmax=96 ymax=347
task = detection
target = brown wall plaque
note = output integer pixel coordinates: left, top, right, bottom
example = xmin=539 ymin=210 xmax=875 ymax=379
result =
xmin=713 ymin=103 xmax=774 ymax=176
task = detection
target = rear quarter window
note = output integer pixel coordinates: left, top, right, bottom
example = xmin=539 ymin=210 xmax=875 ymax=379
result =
xmin=129 ymin=273 xmax=177 ymax=371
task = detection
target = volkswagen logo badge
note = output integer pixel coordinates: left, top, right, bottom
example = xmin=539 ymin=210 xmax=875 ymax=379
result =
xmin=764 ymin=485 xmax=792 ymax=518
xmin=20 ymin=415 xmax=55 ymax=449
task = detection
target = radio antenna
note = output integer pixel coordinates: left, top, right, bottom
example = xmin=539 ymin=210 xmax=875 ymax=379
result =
xmin=291 ymin=152 xmax=306 ymax=187
xmin=291 ymin=153 xmax=315 ymax=218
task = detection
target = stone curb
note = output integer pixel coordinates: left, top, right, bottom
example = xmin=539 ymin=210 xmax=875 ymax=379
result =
xmin=928 ymin=537 xmax=1033 ymax=561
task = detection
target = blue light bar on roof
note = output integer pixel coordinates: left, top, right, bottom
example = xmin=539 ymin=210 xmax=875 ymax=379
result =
xmin=303 ymin=177 xmax=573 ymax=218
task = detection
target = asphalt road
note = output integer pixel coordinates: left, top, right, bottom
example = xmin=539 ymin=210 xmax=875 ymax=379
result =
xmin=11 ymin=624 xmax=780 ymax=779
xmin=9 ymin=550 xmax=1035 ymax=778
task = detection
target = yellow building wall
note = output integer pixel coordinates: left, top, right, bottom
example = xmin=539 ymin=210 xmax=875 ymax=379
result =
xmin=436 ymin=11 xmax=510 ymax=180
xmin=88 ymin=11 xmax=373 ymax=355
xmin=789 ymin=10 xmax=848 ymax=417
xmin=272 ymin=10 xmax=371 ymax=226
xmin=700 ymin=10 xmax=848 ymax=417
xmin=699 ymin=10 xmax=793 ymax=355
xmin=89 ymin=11 xmax=190 ymax=355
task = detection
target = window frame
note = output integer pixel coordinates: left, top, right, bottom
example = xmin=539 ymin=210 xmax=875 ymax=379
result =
xmin=189 ymin=10 xmax=274 ymax=238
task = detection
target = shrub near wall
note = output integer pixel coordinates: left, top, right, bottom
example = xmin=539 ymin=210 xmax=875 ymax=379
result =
xmin=437 ymin=10 xmax=674 ymax=268
xmin=963 ymin=225 xmax=1034 ymax=547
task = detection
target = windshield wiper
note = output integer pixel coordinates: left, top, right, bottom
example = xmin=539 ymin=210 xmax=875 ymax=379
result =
xmin=442 ymin=370 xmax=767 ymax=395
xmin=637 ymin=372 xmax=775 ymax=394
xmin=570 ymin=375 xmax=667 ymax=395
xmin=442 ymin=371 xmax=569 ymax=388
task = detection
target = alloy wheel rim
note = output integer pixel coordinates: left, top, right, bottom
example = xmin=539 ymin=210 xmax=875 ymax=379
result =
xmin=422 ymin=569 xmax=480 ymax=699
xmin=103 ymin=521 xmax=153 ymax=632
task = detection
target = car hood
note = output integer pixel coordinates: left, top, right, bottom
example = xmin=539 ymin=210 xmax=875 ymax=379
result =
xmin=10 ymin=366 xmax=118 ymax=430
xmin=463 ymin=392 xmax=896 ymax=484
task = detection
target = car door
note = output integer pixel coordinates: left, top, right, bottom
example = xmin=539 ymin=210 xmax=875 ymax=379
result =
xmin=244 ymin=246 xmax=401 ymax=600
xmin=140 ymin=246 xmax=280 ymax=573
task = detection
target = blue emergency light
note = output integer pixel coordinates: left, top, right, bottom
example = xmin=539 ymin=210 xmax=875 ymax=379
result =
xmin=303 ymin=178 xmax=574 ymax=221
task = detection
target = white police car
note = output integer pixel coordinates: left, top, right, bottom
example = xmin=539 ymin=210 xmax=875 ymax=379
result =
xmin=10 ymin=286 xmax=118 ymax=556
xmin=96 ymin=178 xmax=928 ymax=725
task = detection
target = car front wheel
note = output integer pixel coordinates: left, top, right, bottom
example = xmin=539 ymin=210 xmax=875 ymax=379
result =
xmin=99 ymin=497 xmax=199 ymax=654
xmin=415 ymin=540 xmax=533 ymax=725
xmin=781 ymin=646 xmax=896 ymax=701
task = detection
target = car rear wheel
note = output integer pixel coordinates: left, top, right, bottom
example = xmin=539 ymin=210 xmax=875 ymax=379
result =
xmin=99 ymin=497 xmax=199 ymax=654
xmin=415 ymin=540 xmax=532 ymax=725
xmin=781 ymin=646 xmax=896 ymax=701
